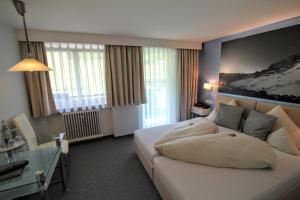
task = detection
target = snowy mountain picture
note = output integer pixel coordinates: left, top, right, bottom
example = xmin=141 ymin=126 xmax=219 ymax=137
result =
xmin=219 ymin=24 xmax=300 ymax=104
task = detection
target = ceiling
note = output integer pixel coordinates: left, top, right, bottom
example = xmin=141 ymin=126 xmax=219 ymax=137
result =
xmin=0 ymin=0 xmax=299 ymax=43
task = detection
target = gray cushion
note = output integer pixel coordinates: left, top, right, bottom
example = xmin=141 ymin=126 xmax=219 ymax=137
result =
xmin=243 ymin=110 xmax=276 ymax=140
xmin=215 ymin=103 xmax=245 ymax=130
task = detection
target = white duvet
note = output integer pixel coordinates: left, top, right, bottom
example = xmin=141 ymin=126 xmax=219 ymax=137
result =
xmin=156 ymin=132 xmax=276 ymax=169
xmin=154 ymin=118 xmax=218 ymax=148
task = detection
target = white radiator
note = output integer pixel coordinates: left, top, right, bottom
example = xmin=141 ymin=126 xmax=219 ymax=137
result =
xmin=62 ymin=109 xmax=103 ymax=143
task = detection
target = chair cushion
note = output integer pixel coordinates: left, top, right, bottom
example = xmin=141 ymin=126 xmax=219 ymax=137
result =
xmin=37 ymin=140 xmax=69 ymax=154
xmin=13 ymin=113 xmax=38 ymax=150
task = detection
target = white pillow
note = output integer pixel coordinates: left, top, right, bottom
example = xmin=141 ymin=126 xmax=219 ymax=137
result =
xmin=206 ymin=109 xmax=217 ymax=121
xmin=267 ymin=106 xmax=300 ymax=150
xmin=227 ymin=99 xmax=238 ymax=106
xmin=156 ymin=132 xmax=276 ymax=169
xmin=291 ymin=129 xmax=300 ymax=151
xmin=267 ymin=127 xmax=299 ymax=156
xmin=206 ymin=99 xmax=237 ymax=122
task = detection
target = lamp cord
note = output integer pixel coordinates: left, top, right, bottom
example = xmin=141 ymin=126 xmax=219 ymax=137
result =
xmin=22 ymin=15 xmax=31 ymax=57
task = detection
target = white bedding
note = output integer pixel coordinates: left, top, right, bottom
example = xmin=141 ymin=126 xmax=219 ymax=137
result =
xmin=134 ymin=118 xmax=239 ymax=163
xmin=154 ymin=150 xmax=300 ymax=200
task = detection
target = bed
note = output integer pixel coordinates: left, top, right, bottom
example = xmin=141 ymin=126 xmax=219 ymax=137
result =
xmin=153 ymin=150 xmax=300 ymax=200
xmin=134 ymin=118 xmax=239 ymax=179
xmin=134 ymin=94 xmax=300 ymax=199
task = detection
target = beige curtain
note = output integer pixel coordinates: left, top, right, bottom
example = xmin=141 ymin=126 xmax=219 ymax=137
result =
xmin=178 ymin=49 xmax=199 ymax=120
xmin=19 ymin=41 xmax=56 ymax=118
xmin=105 ymin=45 xmax=146 ymax=107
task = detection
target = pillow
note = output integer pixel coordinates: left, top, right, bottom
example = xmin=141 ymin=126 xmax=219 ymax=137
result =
xmin=156 ymin=132 xmax=276 ymax=169
xmin=243 ymin=110 xmax=276 ymax=140
xmin=267 ymin=127 xmax=299 ymax=156
xmin=267 ymin=106 xmax=300 ymax=150
xmin=290 ymin=129 xmax=300 ymax=151
xmin=215 ymin=103 xmax=245 ymax=130
xmin=206 ymin=109 xmax=217 ymax=121
xmin=227 ymin=99 xmax=238 ymax=106
xmin=267 ymin=105 xmax=299 ymax=133
xmin=206 ymin=99 xmax=237 ymax=122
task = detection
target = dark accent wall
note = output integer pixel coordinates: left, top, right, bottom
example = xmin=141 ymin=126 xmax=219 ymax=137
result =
xmin=199 ymin=16 xmax=300 ymax=104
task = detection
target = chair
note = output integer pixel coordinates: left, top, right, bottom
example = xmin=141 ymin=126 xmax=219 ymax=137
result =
xmin=13 ymin=113 xmax=70 ymax=172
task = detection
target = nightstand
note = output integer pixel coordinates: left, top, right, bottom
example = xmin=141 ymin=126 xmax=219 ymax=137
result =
xmin=191 ymin=106 xmax=211 ymax=117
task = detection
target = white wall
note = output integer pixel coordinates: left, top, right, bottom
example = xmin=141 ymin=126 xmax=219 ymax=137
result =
xmin=13 ymin=28 xmax=197 ymax=139
xmin=112 ymin=105 xmax=142 ymax=137
xmin=0 ymin=20 xmax=31 ymax=126
xmin=17 ymin=29 xmax=202 ymax=50
xmin=0 ymin=21 xmax=114 ymax=143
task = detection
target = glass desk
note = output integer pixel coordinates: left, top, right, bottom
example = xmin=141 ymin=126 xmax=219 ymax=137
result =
xmin=0 ymin=145 xmax=68 ymax=200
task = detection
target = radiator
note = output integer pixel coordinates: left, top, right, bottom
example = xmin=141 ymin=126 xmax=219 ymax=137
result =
xmin=62 ymin=109 xmax=103 ymax=143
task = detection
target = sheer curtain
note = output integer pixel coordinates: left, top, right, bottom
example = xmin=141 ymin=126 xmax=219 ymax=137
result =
xmin=45 ymin=42 xmax=106 ymax=112
xmin=142 ymin=47 xmax=179 ymax=128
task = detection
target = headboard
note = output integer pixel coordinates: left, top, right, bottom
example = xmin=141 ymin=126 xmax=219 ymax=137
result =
xmin=214 ymin=93 xmax=300 ymax=128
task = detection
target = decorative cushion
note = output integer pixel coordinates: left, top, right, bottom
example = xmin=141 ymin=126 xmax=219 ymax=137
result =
xmin=156 ymin=132 xmax=276 ymax=169
xmin=243 ymin=110 xmax=276 ymax=140
xmin=227 ymin=99 xmax=238 ymax=106
xmin=206 ymin=99 xmax=237 ymax=122
xmin=206 ymin=109 xmax=217 ymax=121
xmin=291 ymin=130 xmax=300 ymax=151
xmin=215 ymin=103 xmax=245 ymax=130
xmin=267 ymin=106 xmax=300 ymax=150
xmin=267 ymin=128 xmax=299 ymax=155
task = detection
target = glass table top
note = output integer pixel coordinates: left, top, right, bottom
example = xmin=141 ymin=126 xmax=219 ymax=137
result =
xmin=0 ymin=146 xmax=61 ymax=199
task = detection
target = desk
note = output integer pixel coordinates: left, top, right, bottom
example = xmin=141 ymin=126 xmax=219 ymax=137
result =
xmin=0 ymin=136 xmax=68 ymax=200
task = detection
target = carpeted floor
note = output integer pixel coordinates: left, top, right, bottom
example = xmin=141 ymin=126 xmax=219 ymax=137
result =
xmin=21 ymin=135 xmax=162 ymax=200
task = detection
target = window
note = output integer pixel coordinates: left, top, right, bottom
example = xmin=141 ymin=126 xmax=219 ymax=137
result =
xmin=46 ymin=42 xmax=106 ymax=112
xmin=142 ymin=47 xmax=179 ymax=128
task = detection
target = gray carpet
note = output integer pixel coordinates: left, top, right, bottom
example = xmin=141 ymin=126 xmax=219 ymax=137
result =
xmin=21 ymin=135 xmax=162 ymax=200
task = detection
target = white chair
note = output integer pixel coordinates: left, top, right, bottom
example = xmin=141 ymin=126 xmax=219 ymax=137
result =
xmin=13 ymin=113 xmax=69 ymax=156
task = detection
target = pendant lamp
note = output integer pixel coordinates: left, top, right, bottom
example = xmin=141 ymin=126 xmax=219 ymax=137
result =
xmin=8 ymin=0 xmax=52 ymax=72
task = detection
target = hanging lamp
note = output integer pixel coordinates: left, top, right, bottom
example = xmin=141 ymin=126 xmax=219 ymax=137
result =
xmin=8 ymin=0 xmax=52 ymax=72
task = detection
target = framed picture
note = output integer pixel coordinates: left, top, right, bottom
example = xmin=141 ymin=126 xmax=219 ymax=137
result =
xmin=219 ymin=24 xmax=300 ymax=104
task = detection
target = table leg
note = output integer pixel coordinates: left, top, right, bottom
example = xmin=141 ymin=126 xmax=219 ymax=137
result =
xmin=39 ymin=188 xmax=50 ymax=200
xmin=60 ymin=154 xmax=69 ymax=191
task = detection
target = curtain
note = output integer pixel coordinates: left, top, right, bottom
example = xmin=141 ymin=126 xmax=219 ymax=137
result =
xmin=142 ymin=47 xmax=179 ymax=128
xmin=178 ymin=49 xmax=199 ymax=120
xmin=19 ymin=41 xmax=56 ymax=118
xmin=105 ymin=45 xmax=146 ymax=107
xmin=45 ymin=42 xmax=106 ymax=112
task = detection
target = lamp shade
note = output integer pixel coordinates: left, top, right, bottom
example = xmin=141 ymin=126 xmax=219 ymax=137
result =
xmin=8 ymin=58 xmax=52 ymax=72
xmin=203 ymin=83 xmax=213 ymax=90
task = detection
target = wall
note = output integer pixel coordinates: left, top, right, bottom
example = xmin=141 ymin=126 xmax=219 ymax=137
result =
xmin=0 ymin=21 xmax=114 ymax=143
xmin=0 ymin=20 xmax=31 ymax=127
xmin=17 ymin=29 xmax=201 ymax=50
xmin=200 ymin=16 xmax=300 ymax=104
xmin=17 ymin=29 xmax=201 ymax=138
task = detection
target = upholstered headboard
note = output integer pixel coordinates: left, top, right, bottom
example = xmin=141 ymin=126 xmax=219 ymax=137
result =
xmin=214 ymin=93 xmax=300 ymax=128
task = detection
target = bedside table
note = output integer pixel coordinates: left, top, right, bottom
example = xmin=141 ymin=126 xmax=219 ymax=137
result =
xmin=191 ymin=106 xmax=211 ymax=117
